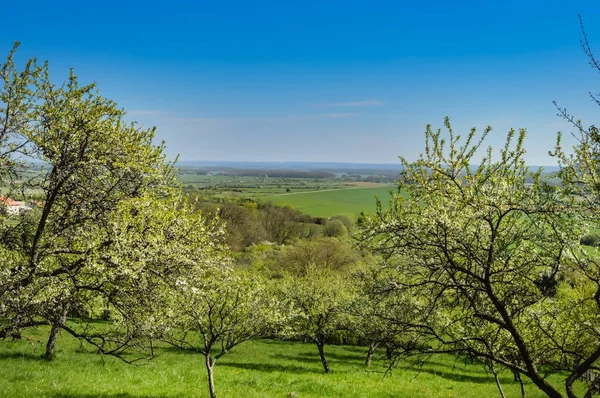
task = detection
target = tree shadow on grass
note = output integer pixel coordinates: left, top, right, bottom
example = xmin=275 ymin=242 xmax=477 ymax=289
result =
xmin=218 ymin=360 xmax=322 ymax=375
xmin=256 ymin=339 xmax=295 ymax=346
xmin=270 ymin=353 xmax=325 ymax=365
xmin=259 ymin=340 xmax=367 ymax=352
xmin=51 ymin=393 xmax=171 ymax=398
xmin=405 ymin=358 xmax=485 ymax=374
xmin=333 ymin=345 xmax=369 ymax=354
xmin=295 ymin=350 xmax=365 ymax=362
xmin=399 ymin=365 xmax=502 ymax=384
xmin=273 ymin=352 xmax=364 ymax=367
xmin=154 ymin=346 xmax=199 ymax=355
xmin=0 ymin=351 xmax=41 ymax=361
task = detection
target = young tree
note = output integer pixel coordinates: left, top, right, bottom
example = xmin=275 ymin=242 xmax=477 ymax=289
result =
xmin=278 ymin=264 xmax=356 ymax=373
xmin=162 ymin=267 xmax=271 ymax=398
xmin=360 ymin=119 xmax=586 ymax=398
xmin=351 ymin=263 xmax=416 ymax=367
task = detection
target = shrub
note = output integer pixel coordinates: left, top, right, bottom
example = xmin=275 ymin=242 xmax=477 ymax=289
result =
xmin=323 ymin=220 xmax=347 ymax=237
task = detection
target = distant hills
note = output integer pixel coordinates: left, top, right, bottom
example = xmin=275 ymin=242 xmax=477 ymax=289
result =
xmin=177 ymin=161 xmax=405 ymax=171
xmin=177 ymin=160 xmax=560 ymax=174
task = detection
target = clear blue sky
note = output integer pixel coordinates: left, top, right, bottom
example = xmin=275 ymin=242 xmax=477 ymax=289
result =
xmin=2 ymin=1 xmax=599 ymax=164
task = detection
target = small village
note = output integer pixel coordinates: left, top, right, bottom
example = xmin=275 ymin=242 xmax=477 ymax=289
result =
xmin=0 ymin=196 xmax=41 ymax=215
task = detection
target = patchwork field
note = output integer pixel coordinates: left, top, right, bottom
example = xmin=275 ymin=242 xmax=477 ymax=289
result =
xmin=0 ymin=329 xmax=583 ymax=398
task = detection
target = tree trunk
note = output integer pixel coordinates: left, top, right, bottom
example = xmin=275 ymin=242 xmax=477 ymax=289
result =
xmin=529 ymin=375 xmax=563 ymax=398
xmin=365 ymin=341 xmax=378 ymax=366
xmin=514 ymin=372 xmax=526 ymax=398
xmin=483 ymin=279 xmax=564 ymax=398
xmin=317 ymin=342 xmax=330 ymax=374
xmin=386 ymin=344 xmax=393 ymax=360
xmin=43 ymin=303 xmax=68 ymax=361
xmin=567 ymin=346 xmax=600 ymax=398
xmin=150 ymin=338 xmax=155 ymax=357
xmin=492 ymin=367 xmax=506 ymax=398
xmin=583 ymin=376 xmax=600 ymax=398
xmin=205 ymin=353 xmax=217 ymax=398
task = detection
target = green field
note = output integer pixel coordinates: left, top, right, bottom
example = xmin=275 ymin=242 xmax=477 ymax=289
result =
xmin=266 ymin=187 xmax=398 ymax=218
xmin=0 ymin=328 xmax=583 ymax=398
xmin=178 ymin=174 xmax=351 ymax=197
xmin=175 ymin=172 xmax=402 ymax=218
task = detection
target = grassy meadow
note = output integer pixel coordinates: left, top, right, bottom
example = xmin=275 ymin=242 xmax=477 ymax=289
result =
xmin=266 ymin=186 xmax=397 ymax=218
xmin=0 ymin=327 xmax=585 ymax=398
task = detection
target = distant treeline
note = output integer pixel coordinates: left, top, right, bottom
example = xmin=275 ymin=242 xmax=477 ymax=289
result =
xmin=180 ymin=167 xmax=336 ymax=179
xmin=178 ymin=165 xmax=559 ymax=185
xmin=314 ymin=168 xmax=401 ymax=177
xmin=343 ymin=174 xmax=397 ymax=183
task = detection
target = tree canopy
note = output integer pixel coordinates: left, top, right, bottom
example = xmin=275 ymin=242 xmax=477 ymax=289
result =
xmin=359 ymin=119 xmax=597 ymax=398
xmin=0 ymin=44 xmax=223 ymax=363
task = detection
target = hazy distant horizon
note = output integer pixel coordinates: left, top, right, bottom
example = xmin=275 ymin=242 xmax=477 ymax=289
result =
xmin=177 ymin=160 xmax=561 ymax=171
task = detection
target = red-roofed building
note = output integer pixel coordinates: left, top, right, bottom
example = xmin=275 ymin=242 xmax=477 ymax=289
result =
xmin=0 ymin=195 xmax=35 ymax=215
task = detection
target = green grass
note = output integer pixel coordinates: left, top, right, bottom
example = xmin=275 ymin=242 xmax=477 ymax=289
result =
xmin=266 ymin=187 xmax=398 ymax=218
xmin=0 ymin=327 xmax=585 ymax=398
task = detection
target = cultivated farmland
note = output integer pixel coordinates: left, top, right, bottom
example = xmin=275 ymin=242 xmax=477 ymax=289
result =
xmin=266 ymin=186 xmax=396 ymax=218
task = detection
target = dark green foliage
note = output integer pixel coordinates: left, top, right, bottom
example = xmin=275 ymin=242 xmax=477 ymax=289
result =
xmin=580 ymin=234 xmax=600 ymax=247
